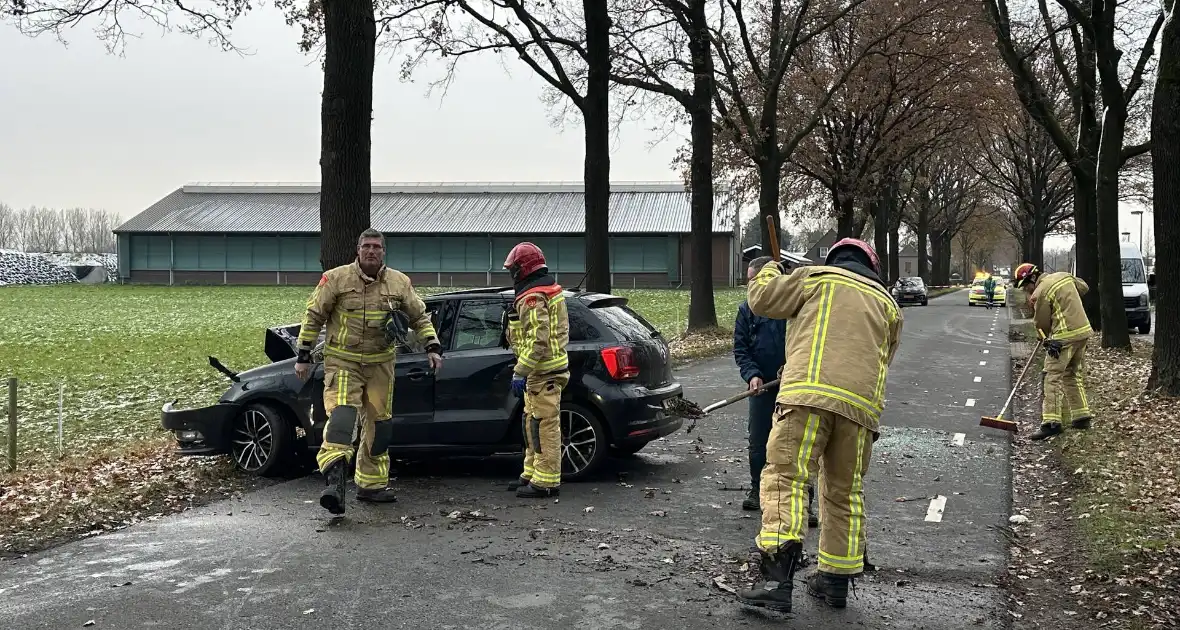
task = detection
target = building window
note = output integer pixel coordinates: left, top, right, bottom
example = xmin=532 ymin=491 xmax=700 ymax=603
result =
xmin=905 ymin=261 xmax=912 ymax=274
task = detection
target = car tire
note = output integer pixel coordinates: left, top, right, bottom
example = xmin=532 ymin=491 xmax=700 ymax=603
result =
xmin=228 ymin=401 xmax=292 ymax=477
xmin=1138 ymin=321 xmax=1151 ymax=334
xmin=921 ymin=299 xmax=928 ymax=306
xmin=560 ymin=402 xmax=609 ymax=482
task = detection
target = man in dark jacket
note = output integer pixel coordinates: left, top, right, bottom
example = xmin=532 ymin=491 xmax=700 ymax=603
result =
xmin=734 ymin=256 xmax=817 ymax=526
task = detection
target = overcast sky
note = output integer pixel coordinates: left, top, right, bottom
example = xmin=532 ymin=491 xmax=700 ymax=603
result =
xmin=0 ymin=6 xmax=1153 ymax=252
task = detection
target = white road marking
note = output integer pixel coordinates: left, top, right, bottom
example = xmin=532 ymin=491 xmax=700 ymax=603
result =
xmin=953 ymin=433 xmax=966 ymax=446
xmin=966 ymin=398 xmax=976 ymax=407
xmin=988 ymin=333 xmax=994 ymax=337
xmin=974 ymin=376 xmax=982 ymax=383
xmin=925 ymin=496 xmax=948 ymax=522
xmin=986 ymin=340 xmax=992 ymax=344
xmin=983 ymin=349 xmax=990 ymax=354
xmin=980 ymin=360 xmax=987 ymax=366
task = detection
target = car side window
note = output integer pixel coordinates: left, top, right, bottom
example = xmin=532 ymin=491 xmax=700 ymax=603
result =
xmin=398 ymin=304 xmax=443 ymax=355
xmin=452 ymin=300 xmax=509 ymax=351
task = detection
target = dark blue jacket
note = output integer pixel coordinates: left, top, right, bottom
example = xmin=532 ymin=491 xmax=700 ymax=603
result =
xmin=733 ymin=300 xmax=787 ymax=385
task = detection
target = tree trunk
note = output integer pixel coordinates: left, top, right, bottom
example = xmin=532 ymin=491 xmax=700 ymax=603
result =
xmin=686 ymin=2 xmax=717 ymax=331
xmin=582 ymin=0 xmax=611 ymax=294
xmin=758 ymin=160 xmax=783 ymax=256
xmin=917 ymin=204 xmax=930 ymax=281
xmin=1030 ymin=207 xmax=1046 ymax=270
xmin=318 ymin=0 xmax=376 ymax=271
xmin=1094 ymin=47 xmax=1131 ymax=348
xmin=836 ymin=195 xmax=856 ymax=238
xmin=888 ymin=223 xmax=900 ymax=283
xmin=1149 ymin=2 xmax=1180 ymax=394
xmin=873 ymin=200 xmax=888 ymax=275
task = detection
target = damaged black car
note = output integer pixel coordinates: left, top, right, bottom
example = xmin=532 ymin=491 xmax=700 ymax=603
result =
xmin=161 ymin=287 xmax=686 ymax=481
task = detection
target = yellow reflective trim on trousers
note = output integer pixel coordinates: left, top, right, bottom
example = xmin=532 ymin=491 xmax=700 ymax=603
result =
xmin=531 ymin=471 xmax=561 ymax=482
xmin=324 ymin=345 xmax=396 ymax=362
xmin=793 ymin=413 xmax=821 ymax=540
xmin=355 ymin=470 xmax=387 ymax=486
xmin=847 ymin=427 xmax=867 ymax=560
xmin=337 ymin=370 xmax=348 ymax=407
xmin=778 ymin=382 xmax=882 ymax=419
xmin=819 ymin=551 xmax=864 ymax=568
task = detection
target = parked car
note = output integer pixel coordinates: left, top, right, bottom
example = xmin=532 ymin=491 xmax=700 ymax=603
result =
xmin=968 ymin=278 xmax=1007 ymax=307
xmin=161 ymin=287 xmax=686 ymax=481
xmin=891 ymin=277 xmax=928 ymax=306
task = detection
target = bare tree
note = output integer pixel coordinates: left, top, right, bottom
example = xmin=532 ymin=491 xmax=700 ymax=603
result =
xmin=982 ymin=0 xmax=1163 ymax=348
xmin=0 ymin=203 xmax=16 ymax=250
xmin=609 ymin=0 xmax=719 ymax=327
xmin=1148 ymin=0 xmax=1179 ymax=393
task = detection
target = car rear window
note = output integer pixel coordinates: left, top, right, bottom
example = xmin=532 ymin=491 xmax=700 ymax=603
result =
xmin=592 ymin=305 xmax=660 ymax=341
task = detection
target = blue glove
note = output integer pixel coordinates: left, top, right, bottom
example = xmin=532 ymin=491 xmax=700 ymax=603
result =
xmin=511 ymin=375 xmax=526 ymax=398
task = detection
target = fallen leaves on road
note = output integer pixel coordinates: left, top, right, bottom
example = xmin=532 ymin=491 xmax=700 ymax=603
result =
xmin=0 ymin=437 xmax=254 ymax=556
xmin=1005 ymin=334 xmax=1179 ymax=629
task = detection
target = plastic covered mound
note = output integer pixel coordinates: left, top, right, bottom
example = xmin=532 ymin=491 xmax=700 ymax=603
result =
xmin=0 ymin=251 xmax=80 ymax=286
xmin=34 ymin=252 xmax=118 ymax=282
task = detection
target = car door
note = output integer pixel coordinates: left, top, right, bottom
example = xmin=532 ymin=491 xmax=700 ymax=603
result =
xmin=431 ymin=297 xmax=517 ymax=444
xmin=387 ymin=301 xmax=446 ymax=445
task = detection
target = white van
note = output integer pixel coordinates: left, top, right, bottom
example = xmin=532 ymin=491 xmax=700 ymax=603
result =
xmin=1069 ymin=242 xmax=1152 ymax=334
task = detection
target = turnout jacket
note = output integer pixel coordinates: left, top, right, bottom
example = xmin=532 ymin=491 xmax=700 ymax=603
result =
xmin=748 ymin=262 xmax=904 ymax=433
xmin=1030 ymin=271 xmax=1092 ymax=343
xmin=297 ymin=261 xmax=439 ymax=363
xmin=507 ymin=278 xmax=570 ymax=378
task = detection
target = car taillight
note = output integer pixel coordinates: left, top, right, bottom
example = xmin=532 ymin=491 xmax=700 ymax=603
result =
xmin=601 ymin=346 xmax=640 ymax=380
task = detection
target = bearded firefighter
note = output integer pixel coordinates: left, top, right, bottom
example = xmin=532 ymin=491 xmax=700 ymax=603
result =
xmin=737 ymin=238 xmax=903 ymax=612
xmin=294 ymin=228 xmax=443 ymax=515
xmin=502 ymin=242 xmax=570 ymax=498
xmin=1012 ymin=262 xmax=1093 ymax=440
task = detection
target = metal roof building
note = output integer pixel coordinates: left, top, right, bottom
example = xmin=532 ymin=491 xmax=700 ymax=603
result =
xmin=114 ymin=182 xmax=740 ymax=288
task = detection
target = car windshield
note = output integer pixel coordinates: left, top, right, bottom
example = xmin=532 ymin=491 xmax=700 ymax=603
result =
xmin=898 ymin=278 xmax=922 ymax=288
xmin=1121 ymin=258 xmax=1146 ymax=284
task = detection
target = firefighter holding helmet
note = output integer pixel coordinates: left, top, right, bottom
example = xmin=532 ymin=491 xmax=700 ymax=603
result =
xmin=501 ymin=242 xmax=570 ymax=498
xmin=294 ymin=228 xmax=443 ymax=515
xmin=1012 ymin=262 xmax=1093 ymax=440
xmin=737 ymin=238 xmax=903 ymax=613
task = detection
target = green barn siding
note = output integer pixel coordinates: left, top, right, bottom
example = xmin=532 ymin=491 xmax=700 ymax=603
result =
xmin=127 ymin=234 xmax=677 ymax=275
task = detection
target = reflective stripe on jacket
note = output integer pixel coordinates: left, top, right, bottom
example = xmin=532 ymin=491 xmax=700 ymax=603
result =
xmin=297 ymin=261 xmax=439 ymax=363
xmin=507 ymin=283 xmax=570 ymax=377
xmin=747 ymin=262 xmax=904 ymax=433
xmin=1031 ymin=271 xmax=1092 ymax=342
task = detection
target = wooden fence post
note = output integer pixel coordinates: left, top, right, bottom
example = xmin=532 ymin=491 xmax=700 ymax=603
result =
xmin=6 ymin=378 xmax=15 ymax=473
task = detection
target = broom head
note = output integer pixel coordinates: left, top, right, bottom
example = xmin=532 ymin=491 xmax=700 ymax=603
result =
xmin=980 ymin=415 xmax=1018 ymax=432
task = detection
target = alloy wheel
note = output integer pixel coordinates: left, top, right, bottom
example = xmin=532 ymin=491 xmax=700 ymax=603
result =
xmin=231 ymin=409 xmax=274 ymax=472
xmin=561 ymin=409 xmax=597 ymax=475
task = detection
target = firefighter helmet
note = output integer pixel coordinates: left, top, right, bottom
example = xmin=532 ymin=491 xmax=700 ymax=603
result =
xmin=826 ymin=237 xmax=882 ymax=275
xmin=1013 ymin=262 xmax=1039 ymax=288
xmin=504 ymin=242 xmax=547 ymax=281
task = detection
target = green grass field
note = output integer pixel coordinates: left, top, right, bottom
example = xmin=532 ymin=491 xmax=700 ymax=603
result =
xmin=1 ymin=284 xmax=745 ymax=470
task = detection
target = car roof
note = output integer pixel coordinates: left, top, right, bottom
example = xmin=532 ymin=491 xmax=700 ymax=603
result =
xmin=424 ymin=287 xmax=625 ymax=304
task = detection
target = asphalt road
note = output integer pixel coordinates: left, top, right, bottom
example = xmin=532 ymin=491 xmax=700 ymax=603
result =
xmin=0 ymin=289 xmax=1015 ymax=630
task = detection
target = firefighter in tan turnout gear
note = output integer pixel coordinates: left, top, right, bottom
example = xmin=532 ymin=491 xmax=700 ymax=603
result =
xmin=737 ymin=238 xmax=903 ymax=613
xmin=501 ymin=242 xmax=570 ymax=498
xmin=1012 ymin=263 xmax=1093 ymax=440
xmin=294 ymin=228 xmax=443 ymax=515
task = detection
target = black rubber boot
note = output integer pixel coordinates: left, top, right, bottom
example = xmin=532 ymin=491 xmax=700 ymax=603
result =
xmin=807 ymin=485 xmax=819 ymax=528
xmin=737 ymin=543 xmax=802 ymax=612
xmin=507 ymin=477 xmax=530 ymax=491
xmin=356 ymin=487 xmax=398 ymax=503
xmin=742 ymin=486 xmax=760 ymax=511
xmin=517 ymin=483 xmax=559 ymax=498
xmin=1029 ymin=422 xmax=1063 ymax=440
xmin=319 ymin=459 xmax=347 ymax=515
xmin=806 ymin=571 xmax=853 ymax=608
xmin=1071 ymin=416 xmax=1092 ymax=430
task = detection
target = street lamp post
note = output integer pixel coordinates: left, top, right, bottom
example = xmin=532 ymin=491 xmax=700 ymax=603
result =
xmin=1131 ymin=209 xmax=1144 ymax=250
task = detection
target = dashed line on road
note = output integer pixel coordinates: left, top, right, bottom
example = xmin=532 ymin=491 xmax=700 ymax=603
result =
xmin=980 ymin=360 xmax=987 ymax=366
xmin=983 ymin=349 xmax=990 ymax=354
xmin=953 ymin=433 xmax=966 ymax=446
xmin=974 ymin=376 xmax=982 ymax=383
xmin=925 ymin=496 xmax=947 ymax=522
xmin=965 ymin=398 xmax=976 ymax=407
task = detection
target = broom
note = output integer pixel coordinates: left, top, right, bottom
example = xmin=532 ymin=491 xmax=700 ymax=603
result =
xmin=979 ymin=337 xmax=1043 ymax=431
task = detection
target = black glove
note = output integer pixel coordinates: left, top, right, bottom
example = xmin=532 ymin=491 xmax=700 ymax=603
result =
xmin=296 ymin=349 xmax=311 ymax=364
xmin=382 ymin=309 xmax=411 ymax=346
xmin=1045 ymin=339 xmax=1063 ymax=359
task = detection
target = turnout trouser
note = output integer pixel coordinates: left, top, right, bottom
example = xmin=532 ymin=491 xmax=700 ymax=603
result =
xmin=521 ymin=371 xmax=570 ymax=489
xmin=758 ymin=404 xmax=873 ymax=576
xmin=317 ymin=357 xmax=396 ymax=490
xmin=1042 ymin=339 xmax=1090 ymax=424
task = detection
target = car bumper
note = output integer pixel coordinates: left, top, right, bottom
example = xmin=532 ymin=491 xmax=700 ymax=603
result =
xmin=1126 ymin=308 xmax=1151 ymax=324
xmin=599 ymin=382 xmax=685 ymax=447
xmin=161 ymin=400 xmax=241 ymax=455
xmin=894 ymin=294 xmax=926 ymax=303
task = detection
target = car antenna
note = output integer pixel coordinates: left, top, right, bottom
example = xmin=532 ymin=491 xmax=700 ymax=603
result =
xmin=572 ymin=265 xmax=590 ymax=292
